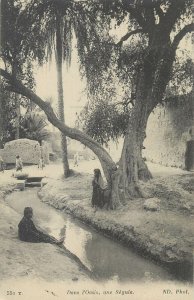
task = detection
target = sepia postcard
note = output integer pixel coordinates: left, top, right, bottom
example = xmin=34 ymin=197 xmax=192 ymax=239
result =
xmin=0 ymin=0 xmax=193 ymax=299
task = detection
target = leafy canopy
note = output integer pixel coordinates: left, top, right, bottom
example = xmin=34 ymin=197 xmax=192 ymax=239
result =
xmin=78 ymin=0 xmax=193 ymax=145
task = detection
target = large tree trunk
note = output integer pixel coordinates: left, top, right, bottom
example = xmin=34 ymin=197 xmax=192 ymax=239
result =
xmin=114 ymin=43 xmax=176 ymax=204
xmin=107 ymin=93 xmax=153 ymax=208
xmin=0 ymin=41 xmax=176 ymax=209
xmin=1 ymin=0 xmax=191 ymax=209
xmin=56 ymin=12 xmax=70 ymax=177
xmin=119 ymin=102 xmax=152 ymax=200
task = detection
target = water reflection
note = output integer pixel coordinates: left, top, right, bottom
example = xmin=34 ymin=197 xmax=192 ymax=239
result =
xmin=77 ymin=224 xmax=172 ymax=282
xmin=64 ymin=220 xmax=92 ymax=270
xmin=6 ymin=188 xmax=175 ymax=283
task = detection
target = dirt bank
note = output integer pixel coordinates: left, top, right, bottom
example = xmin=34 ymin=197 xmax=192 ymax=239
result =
xmin=38 ymin=172 xmax=194 ymax=281
xmin=0 ymin=180 xmax=90 ymax=283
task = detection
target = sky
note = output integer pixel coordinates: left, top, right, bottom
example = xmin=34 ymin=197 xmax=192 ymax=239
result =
xmin=34 ymin=20 xmax=136 ymax=128
xmin=34 ymin=40 xmax=87 ymax=127
xmin=34 ymin=19 xmax=193 ymax=129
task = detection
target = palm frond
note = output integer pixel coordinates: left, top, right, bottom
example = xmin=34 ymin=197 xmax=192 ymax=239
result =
xmin=21 ymin=111 xmax=50 ymax=143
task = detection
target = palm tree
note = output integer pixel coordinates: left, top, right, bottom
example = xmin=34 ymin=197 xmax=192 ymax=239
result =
xmin=4 ymin=0 xmax=107 ymax=177
xmin=17 ymin=0 xmax=107 ymax=176
xmin=21 ymin=0 xmax=72 ymax=176
xmin=20 ymin=112 xmax=50 ymax=145
xmin=55 ymin=2 xmax=71 ymax=177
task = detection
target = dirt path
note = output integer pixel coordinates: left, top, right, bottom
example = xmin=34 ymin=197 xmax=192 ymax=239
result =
xmin=0 ymin=163 xmax=193 ymax=300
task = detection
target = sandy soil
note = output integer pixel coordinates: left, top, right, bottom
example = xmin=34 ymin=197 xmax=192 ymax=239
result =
xmin=0 ymin=180 xmax=90 ymax=284
xmin=0 ymin=162 xmax=193 ymax=285
xmin=0 ymin=203 xmax=89 ymax=282
xmin=38 ymin=169 xmax=194 ymax=279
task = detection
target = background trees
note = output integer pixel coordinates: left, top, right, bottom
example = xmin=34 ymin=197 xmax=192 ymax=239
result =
xmin=22 ymin=0 xmax=73 ymax=176
xmin=1 ymin=0 xmax=193 ymax=208
xmin=78 ymin=0 xmax=194 ymax=200
xmin=21 ymin=0 xmax=105 ymax=177
xmin=0 ymin=0 xmax=36 ymax=144
xmin=80 ymin=45 xmax=193 ymax=147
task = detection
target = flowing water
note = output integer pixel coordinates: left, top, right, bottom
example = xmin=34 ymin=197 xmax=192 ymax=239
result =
xmin=6 ymin=188 xmax=182 ymax=283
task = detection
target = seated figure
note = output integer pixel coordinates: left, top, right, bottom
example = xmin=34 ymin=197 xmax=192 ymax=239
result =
xmin=18 ymin=207 xmax=64 ymax=245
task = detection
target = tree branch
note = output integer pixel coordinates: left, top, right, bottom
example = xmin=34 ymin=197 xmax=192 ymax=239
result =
xmin=160 ymin=0 xmax=186 ymax=34
xmin=172 ymin=23 xmax=194 ymax=50
xmin=122 ymin=0 xmax=147 ymax=29
xmin=144 ymin=6 xmax=156 ymax=30
xmin=0 ymin=68 xmax=116 ymax=174
xmin=155 ymin=5 xmax=164 ymax=21
xmin=116 ymin=28 xmax=143 ymax=46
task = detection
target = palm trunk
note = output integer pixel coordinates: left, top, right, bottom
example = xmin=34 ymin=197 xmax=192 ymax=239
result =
xmin=12 ymin=62 xmax=20 ymax=140
xmin=0 ymin=96 xmax=4 ymax=148
xmin=15 ymin=94 xmax=20 ymax=139
xmin=0 ymin=43 xmax=176 ymax=208
xmin=56 ymin=12 xmax=70 ymax=177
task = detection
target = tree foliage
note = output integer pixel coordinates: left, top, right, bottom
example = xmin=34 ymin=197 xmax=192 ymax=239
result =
xmin=0 ymin=83 xmax=17 ymax=144
xmin=80 ymin=99 xmax=130 ymax=146
xmin=1 ymin=0 xmax=35 ymax=85
xmin=79 ymin=0 xmax=193 ymax=145
xmin=1 ymin=0 xmax=194 ymax=205
xmin=20 ymin=112 xmax=50 ymax=144
xmin=0 ymin=0 xmax=37 ymax=143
